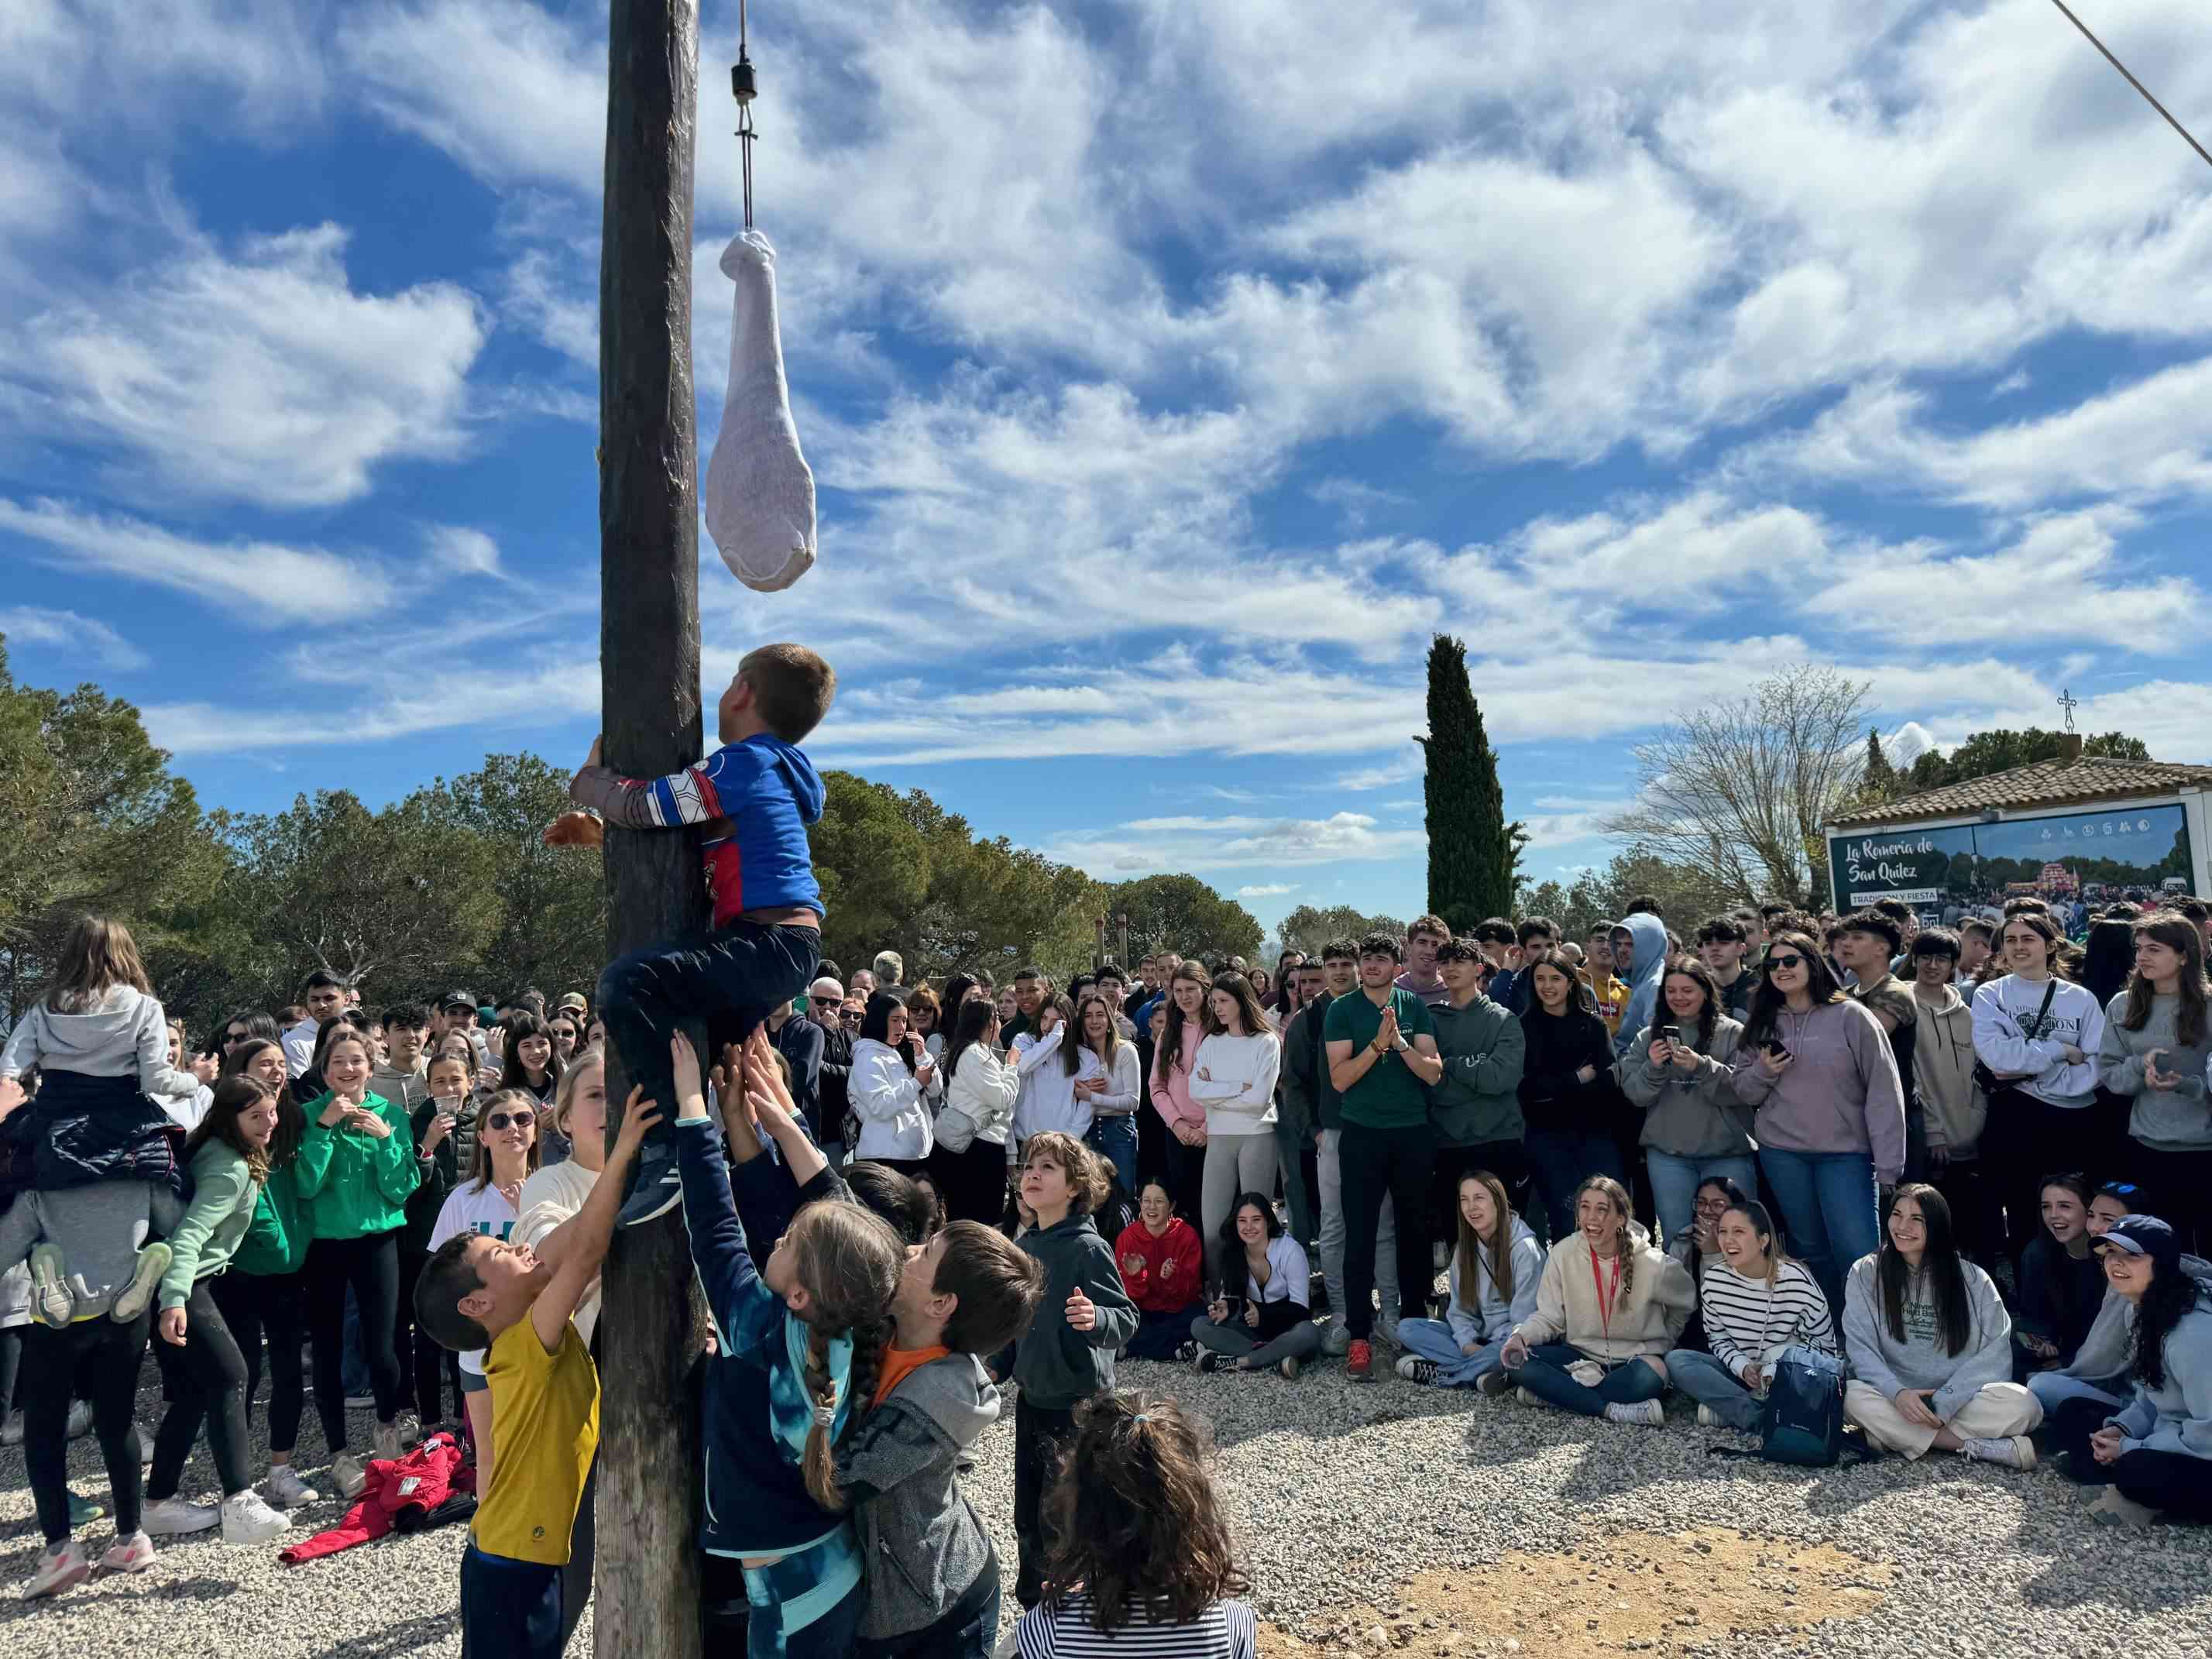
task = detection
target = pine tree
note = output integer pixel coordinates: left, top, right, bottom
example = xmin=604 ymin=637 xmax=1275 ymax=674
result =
xmin=1417 ymin=634 xmax=1521 ymax=933
xmin=1860 ymin=726 xmax=1898 ymax=805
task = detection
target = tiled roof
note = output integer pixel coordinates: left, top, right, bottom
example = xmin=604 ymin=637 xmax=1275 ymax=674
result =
xmin=1829 ymin=756 xmax=2212 ymax=828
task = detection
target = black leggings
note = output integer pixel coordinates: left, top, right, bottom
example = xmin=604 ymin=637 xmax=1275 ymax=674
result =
xmin=149 ymin=1279 xmax=256 ymax=1501
xmin=305 ymin=1229 xmax=403 ymax=1451
xmin=2047 ymin=1396 xmax=2212 ymax=1520
xmin=23 ymin=1316 xmax=149 ymax=1544
xmin=397 ymin=1247 xmax=459 ymax=1424
xmin=0 ymin=1324 xmax=22 ymax=1413
xmin=212 ymin=1266 xmax=308 ymax=1455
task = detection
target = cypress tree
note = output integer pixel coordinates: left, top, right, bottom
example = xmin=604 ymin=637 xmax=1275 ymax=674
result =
xmin=1417 ymin=634 xmax=1520 ymax=933
xmin=1860 ymin=726 xmax=1898 ymax=806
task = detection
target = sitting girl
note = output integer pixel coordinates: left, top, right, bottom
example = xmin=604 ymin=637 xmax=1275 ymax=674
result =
xmin=2043 ymin=1215 xmax=2212 ymax=1524
xmin=1115 ymin=1179 xmax=1205 ymax=1363
xmin=1500 ymin=1176 xmax=1695 ymax=1427
xmin=668 ymin=1031 xmax=906 ymax=1658
xmin=1190 ymin=1191 xmax=1319 ymax=1379
xmin=1395 ymin=1170 xmax=1542 ymax=1393
xmin=1841 ymin=1183 xmax=2040 ymax=1467
xmin=1667 ymin=1197 xmax=1834 ymax=1431
xmin=1015 ymin=1390 xmax=1257 ymax=1657
xmin=0 ymin=915 xmax=204 ymax=1198
xmin=2014 ymin=1174 xmax=2105 ymax=1381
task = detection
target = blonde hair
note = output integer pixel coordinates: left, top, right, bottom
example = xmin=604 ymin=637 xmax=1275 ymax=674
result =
xmin=1019 ymin=1131 xmax=1109 ymax=1215
xmin=550 ymin=1047 xmax=603 ymax=1139
xmin=44 ymin=915 xmax=154 ymax=1013
xmin=1575 ymin=1174 xmax=1638 ymax=1304
xmin=1452 ymin=1170 xmax=1520 ymax=1314
xmin=786 ymin=1202 xmax=905 ymax=1511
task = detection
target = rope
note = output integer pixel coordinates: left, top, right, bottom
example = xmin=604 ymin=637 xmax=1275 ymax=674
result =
xmin=735 ymin=0 xmax=758 ymax=227
xmin=2045 ymin=0 xmax=2212 ymax=173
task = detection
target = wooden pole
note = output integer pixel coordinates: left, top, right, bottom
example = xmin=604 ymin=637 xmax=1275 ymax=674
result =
xmin=596 ymin=0 xmax=706 ymax=1651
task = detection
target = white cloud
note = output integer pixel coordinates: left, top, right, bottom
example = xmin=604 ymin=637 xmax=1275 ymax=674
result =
xmin=424 ymin=525 xmax=505 ymax=581
xmin=0 ymin=496 xmax=383 ymax=623
xmin=1236 ymin=883 xmax=1297 ymax=899
xmin=0 ymin=605 xmax=149 ymax=672
xmin=2 ymin=223 xmax=484 ymax=510
xmin=1331 ymin=754 xmax=1424 ymax=792
xmin=1045 ymin=812 xmax=1426 ymax=879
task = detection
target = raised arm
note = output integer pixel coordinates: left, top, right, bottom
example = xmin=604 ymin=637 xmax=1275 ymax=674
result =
xmin=568 ymin=733 xmax=754 ymax=833
xmin=530 ymin=1077 xmax=660 ymax=1354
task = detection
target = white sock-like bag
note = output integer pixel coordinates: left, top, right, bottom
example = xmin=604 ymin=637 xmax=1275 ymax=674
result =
xmin=703 ymin=228 xmax=816 ymax=592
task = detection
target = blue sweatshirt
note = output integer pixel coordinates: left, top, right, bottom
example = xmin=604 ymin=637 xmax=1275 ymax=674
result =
xmin=1612 ymin=914 xmax=1671 ymax=1060
xmin=672 ymin=1118 xmax=860 ymax=1582
xmin=571 ymin=732 xmax=826 ymax=929
xmin=2107 ymin=1300 xmax=2212 ymax=1462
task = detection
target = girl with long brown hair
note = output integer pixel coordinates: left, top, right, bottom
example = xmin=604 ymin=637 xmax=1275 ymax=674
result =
xmin=1148 ymin=963 xmax=1218 ymax=1224
xmin=2097 ymin=912 xmax=2212 ymax=1251
xmin=1394 ymin=1169 xmax=1544 ymax=1392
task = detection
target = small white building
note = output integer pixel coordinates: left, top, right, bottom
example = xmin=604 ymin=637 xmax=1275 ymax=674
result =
xmin=1823 ymin=753 xmax=2212 ymax=921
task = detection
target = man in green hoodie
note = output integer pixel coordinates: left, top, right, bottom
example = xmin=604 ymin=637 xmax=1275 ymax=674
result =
xmin=1427 ymin=939 xmax=1529 ymax=1276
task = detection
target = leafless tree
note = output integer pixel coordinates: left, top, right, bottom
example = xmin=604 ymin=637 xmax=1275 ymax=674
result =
xmin=1602 ymin=665 xmax=1870 ymax=909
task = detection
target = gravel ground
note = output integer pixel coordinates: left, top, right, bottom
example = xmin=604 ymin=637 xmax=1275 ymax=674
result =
xmin=2 ymin=1345 xmax=2208 ymax=1657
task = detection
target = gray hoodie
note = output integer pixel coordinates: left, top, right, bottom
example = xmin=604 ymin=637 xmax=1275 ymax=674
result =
xmin=1442 ymin=1216 xmax=1544 ymax=1348
xmin=1731 ymin=999 xmax=1907 ymax=1185
xmin=2059 ymin=1253 xmax=2212 ymax=1391
xmin=0 ymin=984 xmax=199 ymax=1097
xmin=1617 ymin=1017 xmax=1754 ymax=1159
xmin=1611 ymin=914 xmax=1671 ymax=1060
xmin=2106 ymin=1300 xmax=2212 ymax=1462
xmin=0 ymin=1181 xmax=182 ymax=1318
xmin=1910 ymin=984 xmax=1984 ymax=1158
xmin=1840 ymin=1252 xmax=2011 ymax=1419
xmin=2095 ymin=991 xmax=2212 ymax=1152
xmin=1428 ymin=992 xmax=1527 ymax=1146
xmin=1015 ymin=1213 xmax=1138 ymax=1410
xmin=839 ymin=1352 xmax=1001 ymax=1640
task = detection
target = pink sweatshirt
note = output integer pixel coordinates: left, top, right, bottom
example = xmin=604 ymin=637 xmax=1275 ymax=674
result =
xmin=1149 ymin=1036 xmax=1205 ymax=1137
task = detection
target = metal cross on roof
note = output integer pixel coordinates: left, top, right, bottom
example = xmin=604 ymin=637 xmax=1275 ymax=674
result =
xmin=2058 ymin=688 xmax=2080 ymax=733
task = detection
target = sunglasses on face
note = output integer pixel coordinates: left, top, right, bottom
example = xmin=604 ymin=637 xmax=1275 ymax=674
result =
xmin=1766 ymin=953 xmax=1807 ymax=972
xmin=483 ymin=1111 xmax=533 ymax=1132
xmin=224 ymin=1031 xmax=248 ymax=1044
xmin=810 ymin=996 xmax=841 ymax=1008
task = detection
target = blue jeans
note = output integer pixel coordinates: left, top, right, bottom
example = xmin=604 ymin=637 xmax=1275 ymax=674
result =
xmin=1757 ymin=1146 xmax=1877 ymax=1310
xmin=1646 ymin=1152 xmax=1758 ymax=1246
xmin=1125 ymin=1301 xmax=1206 ymax=1362
xmin=1664 ymin=1347 xmax=1761 ymax=1429
xmin=1507 ymin=1343 xmax=1668 ymax=1418
xmin=1396 ymin=1317 xmax=1506 ymax=1387
xmin=2027 ymin=1370 xmax=2124 ymax=1414
xmin=597 ymin=920 xmax=821 ymax=1158
xmin=1524 ymin=1127 xmax=1624 ymax=1242
xmin=1086 ymin=1114 xmax=1139 ymax=1196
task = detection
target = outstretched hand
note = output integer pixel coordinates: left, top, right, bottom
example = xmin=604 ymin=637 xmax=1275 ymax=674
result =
xmin=613 ymin=1084 xmax=663 ymax=1163
xmin=543 ymin=810 xmax=605 ymax=850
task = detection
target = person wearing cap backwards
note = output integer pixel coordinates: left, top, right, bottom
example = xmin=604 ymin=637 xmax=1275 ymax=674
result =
xmin=2042 ymin=1214 xmax=2212 ymax=1524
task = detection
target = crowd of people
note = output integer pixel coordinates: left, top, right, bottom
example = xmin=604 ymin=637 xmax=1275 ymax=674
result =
xmin=2 ymin=639 xmax=2208 ymax=1658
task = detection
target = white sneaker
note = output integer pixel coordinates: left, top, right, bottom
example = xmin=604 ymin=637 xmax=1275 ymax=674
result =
xmin=1432 ymin=1241 xmax=1450 ymax=1273
xmin=21 ymin=1538 xmax=91 ymax=1599
xmin=1697 ymin=1404 xmax=1722 ymax=1427
xmin=265 ymin=1465 xmax=320 ymax=1509
xmin=97 ymin=1532 xmax=156 ymax=1575
xmin=1604 ymin=1400 xmax=1666 ymax=1427
xmin=1964 ymin=1434 xmax=2035 ymax=1470
xmin=111 ymin=1243 xmax=170 ymax=1324
xmin=141 ymin=1495 xmax=220 ymax=1537
xmin=28 ymin=1244 xmax=75 ymax=1329
xmin=221 ymin=1489 xmax=292 ymax=1544
xmin=65 ymin=1400 xmax=93 ymax=1441
xmin=2087 ymin=1485 xmax=2161 ymax=1526
xmin=331 ymin=1452 xmax=367 ymax=1499
xmin=373 ymin=1420 xmax=403 ymax=1461
xmin=1321 ymin=1323 xmax=1352 ymax=1358
xmin=1515 ymin=1387 xmax=1543 ymax=1407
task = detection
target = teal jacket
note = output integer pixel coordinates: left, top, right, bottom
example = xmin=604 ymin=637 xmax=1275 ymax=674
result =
xmin=160 ymin=1139 xmax=263 ymax=1309
xmin=295 ymin=1091 xmax=420 ymax=1241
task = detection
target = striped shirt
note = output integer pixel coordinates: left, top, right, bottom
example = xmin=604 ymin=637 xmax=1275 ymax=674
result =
xmin=1698 ymin=1258 xmax=1836 ymax=1380
xmin=1016 ymin=1594 xmax=1258 ymax=1659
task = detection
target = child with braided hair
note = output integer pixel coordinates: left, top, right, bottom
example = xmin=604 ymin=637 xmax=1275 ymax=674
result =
xmin=668 ymin=1030 xmax=904 ymax=1658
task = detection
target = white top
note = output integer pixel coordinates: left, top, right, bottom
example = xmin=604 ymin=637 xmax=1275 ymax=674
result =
xmin=943 ymin=1046 xmax=1021 ymax=1147
xmin=0 ymin=984 xmax=201 ymax=1097
xmin=1084 ymin=1042 xmax=1142 ymax=1118
xmin=429 ymin=1179 xmax=521 ymax=1375
xmin=1014 ymin=1025 xmax=1097 ymax=1142
xmin=1235 ymin=1233 xmax=1310 ymax=1307
xmin=514 ymin=1159 xmax=602 ymax=1348
xmin=280 ymin=1016 xmax=320 ymax=1079
xmin=1017 ymin=1593 xmax=1257 ymax=1659
xmin=1970 ymin=974 xmax=2105 ymax=1108
xmin=1188 ymin=1030 xmax=1281 ymax=1135
xmin=851 ymin=1037 xmax=933 ymax=1161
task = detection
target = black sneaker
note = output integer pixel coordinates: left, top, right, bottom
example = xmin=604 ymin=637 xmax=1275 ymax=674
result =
xmin=617 ymin=1146 xmax=683 ymax=1228
xmin=1194 ymin=1350 xmax=1221 ymax=1374
xmin=1173 ymin=1341 xmax=1199 ymax=1363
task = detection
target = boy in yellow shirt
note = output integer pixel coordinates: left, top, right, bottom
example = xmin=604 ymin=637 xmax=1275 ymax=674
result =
xmin=415 ymin=1078 xmax=660 ymax=1658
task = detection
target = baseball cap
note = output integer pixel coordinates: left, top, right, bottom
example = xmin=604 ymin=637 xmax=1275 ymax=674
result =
xmin=2095 ymin=1214 xmax=2181 ymax=1273
xmin=557 ymin=991 xmax=589 ymax=1013
xmin=441 ymin=991 xmax=476 ymax=1013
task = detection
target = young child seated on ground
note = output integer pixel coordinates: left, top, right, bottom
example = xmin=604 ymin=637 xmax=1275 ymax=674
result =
xmin=544 ymin=643 xmax=835 ymax=1227
xmin=414 ymin=1077 xmax=659 ymax=1659
xmin=1014 ymin=1390 xmax=1258 ymax=1658
xmin=0 ymin=915 xmax=208 ymax=1207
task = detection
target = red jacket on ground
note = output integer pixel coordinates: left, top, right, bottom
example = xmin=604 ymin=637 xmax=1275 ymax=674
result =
xmin=279 ymin=1434 xmax=475 ymax=1564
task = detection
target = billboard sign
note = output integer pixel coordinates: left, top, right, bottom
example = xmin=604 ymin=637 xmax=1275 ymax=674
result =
xmin=1829 ymin=804 xmax=2192 ymax=915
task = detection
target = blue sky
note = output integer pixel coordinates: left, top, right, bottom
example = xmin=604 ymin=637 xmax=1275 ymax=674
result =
xmin=5 ymin=0 xmax=2212 ymax=941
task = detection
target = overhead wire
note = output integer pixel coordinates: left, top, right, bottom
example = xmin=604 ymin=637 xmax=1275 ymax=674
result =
xmin=2045 ymin=0 xmax=2212 ymax=172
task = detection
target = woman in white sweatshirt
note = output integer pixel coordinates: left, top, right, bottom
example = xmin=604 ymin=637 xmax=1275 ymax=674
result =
xmin=850 ymin=990 xmax=938 ymax=1172
xmin=1013 ymin=994 xmax=1089 ymax=1145
xmin=1076 ymin=992 xmax=1143 ymax=1196
xmin=1970 ymin=913 xmax=2107 ymax=1256
xmin=1189 ymin=973 xmax=1281 ymax=1259
xmin=1395 ymin=1170 xmax=1544 ymax=1392
xmin=932 ymin=998 xmax=1021 ymax=1225
xmin=1500 ymin=1176 xmax=1695 ymax=1427
xmin=1667 ymin=1197 xmax=1835 ymax=1431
